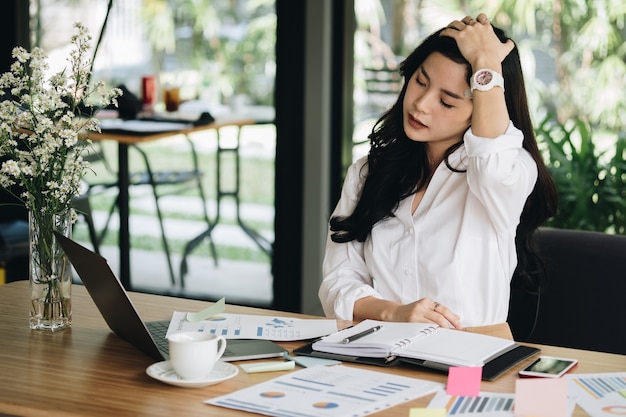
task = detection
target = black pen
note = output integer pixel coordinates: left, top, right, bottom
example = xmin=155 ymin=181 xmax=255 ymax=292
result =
xmin=341 ymin=325 xmax=383 ymax=344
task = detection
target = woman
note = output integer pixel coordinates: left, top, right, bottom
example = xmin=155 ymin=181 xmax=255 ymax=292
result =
xmin=319 ymin=14 xmax=557 ymax=331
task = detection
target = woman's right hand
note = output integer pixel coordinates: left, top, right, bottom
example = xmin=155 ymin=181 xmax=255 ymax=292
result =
xmin=354 ymin=297 xmax=463 ymax=329
xmin=440 ymin=13 xmax=514 ymax=72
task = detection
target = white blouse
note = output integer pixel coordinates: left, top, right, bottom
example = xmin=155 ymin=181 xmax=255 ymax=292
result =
xmin=319 ymin=122 xmax=538 ymax=327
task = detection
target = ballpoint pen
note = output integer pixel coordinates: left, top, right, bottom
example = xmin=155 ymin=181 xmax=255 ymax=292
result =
xmin=341 ymin=325 xmax=383 ymax=344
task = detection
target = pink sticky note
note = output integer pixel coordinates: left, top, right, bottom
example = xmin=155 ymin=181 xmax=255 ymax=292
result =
xmin=446 ymin=366 xmax=482 ymax=397
xmin=514 ymin=378 xmax=568 ymax=417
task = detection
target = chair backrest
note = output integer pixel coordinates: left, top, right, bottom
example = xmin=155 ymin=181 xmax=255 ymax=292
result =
xmin=361 ymin=66 xmax=402 ymax=114
xmin=363 ymin=66 xmax=402 ymax=96
xmin=508 ymin=228 xmax=626 ymax=355
xmin=82 ymin=142 xmax=118 ymax=190
xmin=84 ymin=142 xmax=115 ymax=173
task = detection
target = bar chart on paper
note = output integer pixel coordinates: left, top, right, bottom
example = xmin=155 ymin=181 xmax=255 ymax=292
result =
xmin=568 ymin=373 xmax=626 ymax=416
xmin=428 ymin=390 xmax=515 ymax=416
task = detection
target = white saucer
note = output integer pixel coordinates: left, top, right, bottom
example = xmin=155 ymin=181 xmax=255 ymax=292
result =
xmin=146 ymin=360 xmax=239 ymax=388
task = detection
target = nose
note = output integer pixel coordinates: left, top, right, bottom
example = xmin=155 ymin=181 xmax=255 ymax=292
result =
xmin=413 ymin=90 xmax=436 ymax=114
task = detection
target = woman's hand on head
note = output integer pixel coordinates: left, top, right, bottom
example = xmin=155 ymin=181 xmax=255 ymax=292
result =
xmin=439 ymin=13 xmax=514 ymax=71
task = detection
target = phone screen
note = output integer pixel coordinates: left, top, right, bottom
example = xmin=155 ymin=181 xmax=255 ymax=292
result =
xmin=519 ymin=356 xmax=577 ymax=377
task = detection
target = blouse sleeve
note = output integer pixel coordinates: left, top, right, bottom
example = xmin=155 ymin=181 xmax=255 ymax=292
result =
xmin=318 ymin=157 xmax=382 ymax=320
xmin=464 ymin=121 xmax=538 ymax=233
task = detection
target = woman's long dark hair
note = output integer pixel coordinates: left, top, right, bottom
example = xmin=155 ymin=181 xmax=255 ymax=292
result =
xmin=330 ymin=26 xmax=558 ymax=293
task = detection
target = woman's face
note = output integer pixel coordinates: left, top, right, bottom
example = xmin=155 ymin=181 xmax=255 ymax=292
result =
xmin=403 ymin=52 xmax=473 ymax=161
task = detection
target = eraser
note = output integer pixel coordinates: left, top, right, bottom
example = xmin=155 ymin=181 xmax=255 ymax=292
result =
xmin=291 ymin=356 xmax=341 ymax=368
xmin=240 ymin=361 xmax=296 ymax=374
xmin=283 ymin=353 xmax=341 ymax=368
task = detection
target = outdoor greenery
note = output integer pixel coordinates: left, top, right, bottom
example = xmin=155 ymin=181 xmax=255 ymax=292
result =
xmin=537 ymin=115 xmax=626 ymax=234
xmin=141 ymin=0 xmax=276 ymax=106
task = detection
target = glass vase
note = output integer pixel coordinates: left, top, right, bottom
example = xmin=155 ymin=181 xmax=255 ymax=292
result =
xmin=29 ymin=210 xmax=72 ymax=331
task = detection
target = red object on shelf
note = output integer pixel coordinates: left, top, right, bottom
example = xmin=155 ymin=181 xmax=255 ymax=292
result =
xmin=141 ymin=76 xmax=156 ymax=105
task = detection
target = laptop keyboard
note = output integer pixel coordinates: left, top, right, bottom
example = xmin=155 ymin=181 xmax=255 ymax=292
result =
xmin=146 ymin=320 xmax=170 ymax=354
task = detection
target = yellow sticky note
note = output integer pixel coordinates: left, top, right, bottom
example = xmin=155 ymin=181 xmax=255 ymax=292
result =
xmin=409 ymin=408 xmax=446 ymax=417
xmin=514 ymin=378 xmax=568 ymax=417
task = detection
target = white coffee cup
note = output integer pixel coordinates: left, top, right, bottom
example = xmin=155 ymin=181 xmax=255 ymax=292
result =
xmin=167 ymin=332 xmax=227 ymax=380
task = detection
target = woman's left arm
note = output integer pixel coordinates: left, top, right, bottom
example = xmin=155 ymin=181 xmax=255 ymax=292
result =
xmin=440 ymin=13 xmax=514 ymax=138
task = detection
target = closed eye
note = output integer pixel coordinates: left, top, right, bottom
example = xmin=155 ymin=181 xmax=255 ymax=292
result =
xmin=415 ymin=67 xmax=463 ymax=109
xmin=416 ymin=69 xmax=456 ymax=109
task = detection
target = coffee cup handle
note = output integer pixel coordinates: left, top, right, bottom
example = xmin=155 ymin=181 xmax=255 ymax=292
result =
xmin=216 ymin=336 xmax=227 ymax=360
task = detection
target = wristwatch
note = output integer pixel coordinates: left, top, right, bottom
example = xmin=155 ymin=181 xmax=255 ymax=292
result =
xmin=470 ymin=68 xmax=505 ymax=93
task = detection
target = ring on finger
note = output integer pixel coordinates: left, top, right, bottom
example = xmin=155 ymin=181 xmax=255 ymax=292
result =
xmin=433 ymin=301 xmax=440 ymax=311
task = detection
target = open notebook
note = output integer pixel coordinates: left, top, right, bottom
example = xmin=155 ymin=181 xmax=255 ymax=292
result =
xmin=313 ymin=320 xmax=516 ymax=367
xmin=297 ymin=319 xmax=539 ymax=380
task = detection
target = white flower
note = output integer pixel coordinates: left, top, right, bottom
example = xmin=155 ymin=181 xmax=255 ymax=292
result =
xmin=0 ymin=22 xmax=120 ymax=219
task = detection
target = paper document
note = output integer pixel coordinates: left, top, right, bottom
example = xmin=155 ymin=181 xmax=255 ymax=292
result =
xmin=98 ymin=118 xmax=192 ymax=133
xmin=568 ymin=372 xmax=626 ymax=417
xmin=166 ymin=311 xmax=338 ymax=341
xmin=206 ymin=365 xmax=442 ymax=417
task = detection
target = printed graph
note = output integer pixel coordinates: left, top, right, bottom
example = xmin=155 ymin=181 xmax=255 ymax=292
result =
xmin=445 ymin=394 xmax=514 ymax=415
xmin=571 ymin=374 xmax=626 ymax=400
xmin=569 ymin=373 xmax=626 ymax=417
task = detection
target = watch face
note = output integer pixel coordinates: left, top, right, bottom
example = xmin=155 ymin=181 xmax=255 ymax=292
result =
xmin=476 ymin=70 xmax=493 ymax=86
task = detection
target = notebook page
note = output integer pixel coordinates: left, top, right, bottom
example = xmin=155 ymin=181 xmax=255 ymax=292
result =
xmin=398 ymin=327 xmax=515 ymax=367
xmin=313 ymin=320 xmax=438 ymax=357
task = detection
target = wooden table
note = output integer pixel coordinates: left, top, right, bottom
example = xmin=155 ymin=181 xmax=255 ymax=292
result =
xmin=1 ymin=281 xmax=624 ymax=416
xmin=90 ymin=117 xmax=257 ymax=290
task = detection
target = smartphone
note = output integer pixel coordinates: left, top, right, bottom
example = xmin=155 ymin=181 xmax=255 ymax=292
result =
xmin=518 ymin=356 xmax=578 ymax=378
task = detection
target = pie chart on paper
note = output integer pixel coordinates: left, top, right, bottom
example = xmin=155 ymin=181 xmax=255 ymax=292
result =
xmin=602 ymin=405 xmax=626 ymax=415
xmin=260 ymin=391 xmax=285 ymax=399
xmin=313 ymin=402 xmax=339 ymax=409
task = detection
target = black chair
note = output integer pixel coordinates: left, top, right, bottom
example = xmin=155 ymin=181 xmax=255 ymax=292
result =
xmin=83 ymin=139 xmax=217 ymax=287
xmin=0 ymin=219 xmax=29 ymax=283
xmin=508 ymin=227 xmax=626 ymax=355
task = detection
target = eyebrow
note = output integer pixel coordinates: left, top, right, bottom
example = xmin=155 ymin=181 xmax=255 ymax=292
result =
xmin=419 ymin=66 xmax=465 ymax=100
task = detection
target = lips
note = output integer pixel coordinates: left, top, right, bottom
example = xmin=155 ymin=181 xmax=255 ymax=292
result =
xmin=407 ymin=113 xmax=427 ymax=129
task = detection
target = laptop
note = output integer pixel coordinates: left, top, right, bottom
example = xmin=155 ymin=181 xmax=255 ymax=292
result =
xmin=54 ymin=232 xmax=286 ymax=362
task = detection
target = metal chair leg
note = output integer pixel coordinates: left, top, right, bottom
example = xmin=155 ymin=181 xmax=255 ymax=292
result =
xmin=72 ymin=195 xmax=101 ymax=255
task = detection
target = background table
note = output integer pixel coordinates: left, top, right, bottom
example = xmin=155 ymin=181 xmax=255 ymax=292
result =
xmin=90 ymin=117 xmax=257 ymax=290
xmin=1 ymin=281 xmax=624 ymax=416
